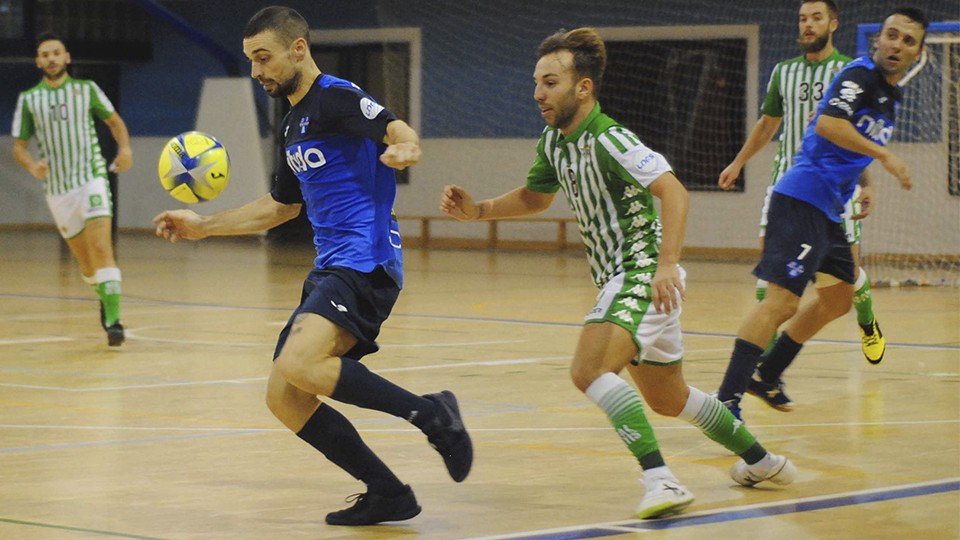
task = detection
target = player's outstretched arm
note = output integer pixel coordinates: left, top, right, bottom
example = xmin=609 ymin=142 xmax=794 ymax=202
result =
xmin=381 ymin=119 xmax=421 ymax=171
xmin=440 ymin=185 xmax=554 ymax=222
xmin=815 ymin=115 xmax=912 ymax=190
xmin=153 ymin=193 xmax=301 ymax=243
xmin=718 ymin=114 xmax=782 ymax=190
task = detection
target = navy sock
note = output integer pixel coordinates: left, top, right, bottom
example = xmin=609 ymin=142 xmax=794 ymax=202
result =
xmin=297 ymin=404 xmax=406 ymax=496
xmin=758 ymin=332 xmax=803 ymax=383
xmin=331 ymin=357 xmax=437 ymax=428
xmin=718 ymin=339 xmax=765 ymax=402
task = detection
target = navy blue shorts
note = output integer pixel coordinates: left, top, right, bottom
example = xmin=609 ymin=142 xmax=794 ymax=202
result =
xmin=754 ymin=192 xmax=855 ymax=297
xmin=273 ymin=266 xmax=401 ymax=361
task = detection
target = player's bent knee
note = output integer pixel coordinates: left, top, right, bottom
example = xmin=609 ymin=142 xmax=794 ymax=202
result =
xmin=569 ymin=364 xmax=599 ymax=393
xmin=645 ymin=396 xmax=684 ymax=417
xmin=759 ymin=300 xmax=799 ymax=326
xmin=274 ymin=352 xmax=340 ymax=395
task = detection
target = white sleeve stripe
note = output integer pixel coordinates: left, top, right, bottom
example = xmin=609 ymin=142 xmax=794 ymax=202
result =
xmin=11 ymin=93 xmax=24 ymax=135
xmin=90 ymin=81 xmax=116 ymax=114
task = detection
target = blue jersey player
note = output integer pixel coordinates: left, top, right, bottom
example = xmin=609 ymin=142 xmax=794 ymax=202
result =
xmin=154 ymin=6 xmax=472 ymax=526
xmin=716 ymin=8 xmax=927 ymax=419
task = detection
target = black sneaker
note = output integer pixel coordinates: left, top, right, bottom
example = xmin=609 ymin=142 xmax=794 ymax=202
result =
xmin=422 ymin=391 xmax=473 ymax=482
xmin=106 ymin=323 xmax=125 ymax=347
xmin=325 ymin=485 xmax=421 ymax=526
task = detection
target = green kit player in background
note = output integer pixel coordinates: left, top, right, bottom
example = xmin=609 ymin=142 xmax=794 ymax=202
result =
xmin=718 ymin=0 xmax=886 ymax=377
xmin=441 ymin=27 xmax=794 ymax=520
xmin=11 ymin=32 xmax=133 ymax=346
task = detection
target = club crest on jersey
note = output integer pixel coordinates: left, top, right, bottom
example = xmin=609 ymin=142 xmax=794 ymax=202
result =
xmin=299 ymin=116 xmax=310 ymax=134
xmin=360 ymin=97 xmax=384 ymax=120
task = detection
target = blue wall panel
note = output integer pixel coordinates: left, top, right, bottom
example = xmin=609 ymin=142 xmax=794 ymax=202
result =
xmin=2 ymin=1 xmax=953 ymax=138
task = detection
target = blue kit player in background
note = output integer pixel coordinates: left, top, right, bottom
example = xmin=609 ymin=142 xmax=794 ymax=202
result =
xmin=153 ymin=6 xmax=472 ymax=527
xmin=716 ymin=7 xmax=927 ymax=419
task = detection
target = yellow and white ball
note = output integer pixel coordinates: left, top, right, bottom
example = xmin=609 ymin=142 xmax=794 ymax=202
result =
xmin=158 ymin=131 xmax=230 ymax=203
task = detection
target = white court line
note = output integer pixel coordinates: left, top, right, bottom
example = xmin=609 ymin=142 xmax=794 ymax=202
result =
xmin=123 ymin=326 xmax=526 ymax=349
xmin=0 ymin=377 xmax=265 ymax=393
xmin=0 ymin=424 xmax=280 ymax=432
xmin=0 ymin=357 xmax=568 ymax=392
xmin=382 ymin=339 xmax=528 ymax=348
xmin=2 ymin=305 xmax=238 ymax=323
xmin=2 ymin=418 xmax=954 ymax=434
xmin=375 ymin=356 xmax=569 ymax=372
xmin=0 ymin=336 xmax=74 ymax=345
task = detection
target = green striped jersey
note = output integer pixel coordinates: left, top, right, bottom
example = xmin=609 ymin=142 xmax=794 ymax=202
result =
xmin=762 ymin=49 xmax=851 ymax=184
xmin=527 ymin=103 xmax=673 ymax=288
xmin=11 ymin=76 xmax=116 ymax=195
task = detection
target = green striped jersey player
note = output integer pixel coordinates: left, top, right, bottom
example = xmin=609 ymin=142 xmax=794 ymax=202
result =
xmin=12 ymin=75 xmax=117 ymax=195
xmin=11 ymin=32 xmax=133 ymax=346
xmin=442 ymin=26 xmax=795 ymax=520
xmin=526 ymin=112 xmax=665 ymax=288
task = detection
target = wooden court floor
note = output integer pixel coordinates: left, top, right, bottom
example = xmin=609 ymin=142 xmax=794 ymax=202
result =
xmin=0 ymin=229 xmax=957 ymax=539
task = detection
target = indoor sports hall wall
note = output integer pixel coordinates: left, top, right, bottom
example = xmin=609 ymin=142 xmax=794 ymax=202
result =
xmin=0 ymin=0 xmax=956 ymax=258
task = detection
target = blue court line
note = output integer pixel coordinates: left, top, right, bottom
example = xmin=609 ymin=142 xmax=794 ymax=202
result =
xmin=486 ymin=479 xmax=960 ymax=539
xmin=0 ymin=517 xmax=167 ymax=539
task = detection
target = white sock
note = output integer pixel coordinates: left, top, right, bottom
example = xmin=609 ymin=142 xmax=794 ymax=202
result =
xmin=642 ymin=465 xmax=678 ymax=489
xmin=854 ymin=267 xmax=868 ymax=289
xmin=677 ymin=386 xmax=708 ymax=423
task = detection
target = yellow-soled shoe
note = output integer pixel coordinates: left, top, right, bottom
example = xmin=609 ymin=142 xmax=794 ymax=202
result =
xmin=860 ymin=320 xmax=885 ymax=365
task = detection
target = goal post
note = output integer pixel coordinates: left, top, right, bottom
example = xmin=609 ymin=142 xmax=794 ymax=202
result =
xmin=854 ymin=21 xmax=960 ymax=286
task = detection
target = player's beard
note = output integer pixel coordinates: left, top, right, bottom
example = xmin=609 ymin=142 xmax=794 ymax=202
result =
xmin=547 ymin=87 xmax=579 ymax=131
xmin=266 ymin=70 xmax=301 ymax=98
xmin=798 ymin=32 xmax=829 ymax=54
xmin=42 ymin=64 xmax=67 ymax=82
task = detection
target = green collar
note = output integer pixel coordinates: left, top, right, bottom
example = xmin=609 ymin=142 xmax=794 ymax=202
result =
xmin=558 ymin=102 xmax=602 ymax=141
xmin=40 ymin=75 xmax=73 ymax=90
xmin=802 ymin=48 xmax=844 ymax=66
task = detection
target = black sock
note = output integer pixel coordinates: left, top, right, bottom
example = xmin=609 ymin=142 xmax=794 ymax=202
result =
xmin=331 ymin=357 xmax=437 ymax=429
xmin=740 ymin=441 xmax=768 ymax=465
xmin=758 ymin=331 xmax=803 ymax=383
xmin=718 ymin=339 xmax=764 ymax=402
xmin=639 ymin=450 xmax=666 ymax=470
xmin=297 ymin=403 xmax=406 ymax=496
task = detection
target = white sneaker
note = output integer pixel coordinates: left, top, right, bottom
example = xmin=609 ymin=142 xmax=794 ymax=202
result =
xmin=730 ymin=453 xmax=796 ymax=487
xmin=636 ymin=478 xmax=694 ymax=519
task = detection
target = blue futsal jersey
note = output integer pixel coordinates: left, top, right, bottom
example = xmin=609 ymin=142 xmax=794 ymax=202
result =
xmin=271 ymin=74 xmax=404 ymax=287
xmin=774 ymin=56 xmax=902 ymax=222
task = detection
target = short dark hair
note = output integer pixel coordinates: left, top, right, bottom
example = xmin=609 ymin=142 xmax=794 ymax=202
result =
xmin=243 ymin=6 xmax=309 ymax=47
xmin=537 ymin=27 xmax=606 ymax=93
xmin=35 ymin=31 xmax=66 ymax=51
xmin=885 ymin=7 xmax=929 ymax=46
xmin=802 ymin=0 xmax=839 ymax=19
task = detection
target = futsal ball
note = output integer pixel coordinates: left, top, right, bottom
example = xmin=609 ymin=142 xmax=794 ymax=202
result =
xmin=158 ymin=131 xmax=230 ymax=203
